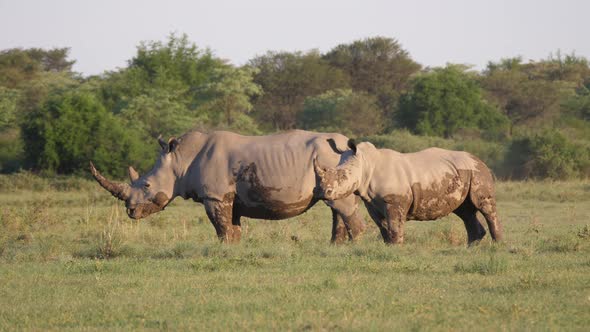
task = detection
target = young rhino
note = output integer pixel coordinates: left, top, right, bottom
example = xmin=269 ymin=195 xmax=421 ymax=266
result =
xmin=313 ymin=139 xmax=503 ymax=245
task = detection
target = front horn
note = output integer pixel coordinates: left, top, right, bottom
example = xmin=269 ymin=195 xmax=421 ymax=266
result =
xmin=89 ymin=161 xmax=131 ymax=201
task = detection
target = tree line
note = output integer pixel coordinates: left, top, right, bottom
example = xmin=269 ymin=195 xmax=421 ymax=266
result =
xmin=1 ymin=33 xmax=589 ymax=179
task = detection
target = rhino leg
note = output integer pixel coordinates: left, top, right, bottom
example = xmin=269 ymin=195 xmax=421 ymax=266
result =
xmin=231 ymin=212 xmax=242 ymax=243
xmin=330 ymin=210 xmax=348 ymax=244
xmin=479 ymin=198 xmax=502 ymax=242
xmin=326 ymin=195 xmax=366 ymax=243
xmin=384 ymin=203 xmax=408 ymax=244
xmin=364 ymin=202 xmax=406 ymax=244
xmin=203 ymin=194 xmax=240 ymax=243
xmin=453 ymin=200 xmax=486 ymax=245
xmin=469 ymin=164 xmax=503 ymax=242
xmin=364 ymin=203 xmax=389 ymax=242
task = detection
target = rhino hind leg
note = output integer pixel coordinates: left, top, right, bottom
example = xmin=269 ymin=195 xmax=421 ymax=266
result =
xmin=453 ymin=200 xmax=486 ymax=245
xmin=478 ymin=198 xmax=502 ymax=242
xmin=203 ymin=195 xmax=240 ymax=243
xmin=231 ymin=212 xmax=242 ymax=243
xmin=468 ymin=166 xmax=503 ymax=242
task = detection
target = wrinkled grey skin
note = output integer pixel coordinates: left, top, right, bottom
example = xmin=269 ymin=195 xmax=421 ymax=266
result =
xmin=314 ymin=140 xmax=503 ymax=245
xmin=91 ymin=130 xmax=366 ymax=243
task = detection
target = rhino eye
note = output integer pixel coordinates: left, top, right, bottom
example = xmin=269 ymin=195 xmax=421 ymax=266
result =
xmin=144 ymin=183 xmax=151 ymax=189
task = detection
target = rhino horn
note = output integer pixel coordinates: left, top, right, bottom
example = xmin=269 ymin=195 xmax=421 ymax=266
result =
xmin=89 ymin=161 xmax=130 ymax=201
xmin=313 ymin=157 xmax=325 ymax=177
xmin=128 ymin=166 xmax=140 ymax=182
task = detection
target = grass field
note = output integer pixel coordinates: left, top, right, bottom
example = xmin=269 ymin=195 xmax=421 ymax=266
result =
xmin=1 ymin=176 xmax=589 ymax=330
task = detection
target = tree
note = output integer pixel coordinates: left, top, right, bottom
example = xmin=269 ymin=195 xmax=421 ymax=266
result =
xmin=0 ymin=87 xmax=23 ymax=172
xmin=0 ymin=87 xmax=19 ymax=130
xmin=119 ymin=89 xmax=200 ymax=139
xmin=299 ymin=89 xmax=383 ymax=136
xmin=130 ymin=33 xmax=220 ymax=90
xmin=21 ymin=90 xmax=153 ymax=177
xmin=323 ymin=37 xmax=421 ymax=122
xmin=481 ymin=57 xmax=572 ymax=133
xmin=0 ymin=48 xmax=75 ymax=89
xmin=562 ymin=85 xmax=590 ymax=121
xmin=249 ymin=51 xmax=350 ymax=130
xmin=202 ymin=65 xmax=262 ymax=127
xmin=398 ymin=65 xmax=509 ymax=138
xmin=96 ymin=33 xmax=246 ymax=139
xmin=540 ymin=51 xmax=590 ymax=87
xmin=99 ymin=33 xmax=225 ymax=115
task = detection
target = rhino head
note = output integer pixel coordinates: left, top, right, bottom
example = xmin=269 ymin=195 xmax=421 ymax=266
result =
xmin=314 ymin=139 xmax=363 ymax=201
xmin=90 ymin=136 xmax=180 ymax=219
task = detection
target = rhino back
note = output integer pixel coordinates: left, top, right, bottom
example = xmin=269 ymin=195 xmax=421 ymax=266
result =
xmin=180 ymin=130 xmax=349 ymax=217
xmin=368 ymin=147 xmax=480 ymax=220
xmin=371 ymin=148 xmax=475 ymax=187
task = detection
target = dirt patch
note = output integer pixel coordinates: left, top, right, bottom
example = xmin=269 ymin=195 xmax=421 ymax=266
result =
xmin=399 ymin=170 xmax=471 ymax=221
xmin=235 ymin=163 xmax=318 ymax=219
xmin=128 ymin=191 xmax=170 ymax=219
xmin=204 ymin=192 xmax=241 ymax=243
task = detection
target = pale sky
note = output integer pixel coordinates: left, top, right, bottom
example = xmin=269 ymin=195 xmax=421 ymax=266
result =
xmin=0 ymin=0 xmax=588 ymax=76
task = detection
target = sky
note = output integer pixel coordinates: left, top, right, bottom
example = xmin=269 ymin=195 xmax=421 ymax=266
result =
xmin=0 ymin=0 xmax=588 ymax=76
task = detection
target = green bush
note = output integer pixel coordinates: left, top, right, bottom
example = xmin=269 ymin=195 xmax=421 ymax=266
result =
xmin=0 ymin=128 xmax=24 ymax=173
xmin=21 ymin=90 xmax=154 ymax=178
xmin=503 ymin=129 xmax=590 ymax=179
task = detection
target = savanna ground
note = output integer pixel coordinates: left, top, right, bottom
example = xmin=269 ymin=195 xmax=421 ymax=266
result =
xmin=1 ymin=175 xmax=589 ymax=330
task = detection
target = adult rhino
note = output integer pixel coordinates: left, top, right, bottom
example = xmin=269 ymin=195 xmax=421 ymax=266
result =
xmin=313 ymin=140 xmax=503 ymax=245
xmin=90 ymin=130 xmax=366 ymax=243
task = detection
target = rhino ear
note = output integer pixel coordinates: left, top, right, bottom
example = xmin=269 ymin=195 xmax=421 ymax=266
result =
xmin=348 ymin=139 xmax=357 ymax=154
xmin=326 ymin=138 xmax=346 ymax=154
xmin=157 ymin=135 xmax=179 ymax=153
xmin=168 ymin=137 xmax=179 ymax=153
xmin=128 ymin=166 xmax=140 ymax=183
xmin=158 ymin=135 xmax=167 ymax=151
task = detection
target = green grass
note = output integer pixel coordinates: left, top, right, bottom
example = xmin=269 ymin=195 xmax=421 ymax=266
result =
xmin=1 ymin=178 xmax=590 ymax=330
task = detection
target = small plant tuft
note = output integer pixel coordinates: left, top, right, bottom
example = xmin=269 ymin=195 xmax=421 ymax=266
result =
xmin=454 ymin=255 xmax=508 ymax=275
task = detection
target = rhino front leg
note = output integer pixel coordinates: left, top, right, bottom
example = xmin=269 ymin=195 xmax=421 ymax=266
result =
xmin=203 ymin=195 xmax=240 ymax=243
xmin=383 ymin=203 xmax=408 ymax=245
xmin=363 ymin=203 xmax=390 ymax=243
xmin=326 ymin=195 xmax=366 ymax=243
xmin=330 ymin=210 xmax=348 ymax=244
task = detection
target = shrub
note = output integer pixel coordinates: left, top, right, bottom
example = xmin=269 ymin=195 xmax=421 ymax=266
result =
xmin=21 ymin=90 xmax=154 ymax=178
xmin=0 ymin=128 xmax=24 ymax=173
xmin=503 ymin=129 xmax=590 ymax=179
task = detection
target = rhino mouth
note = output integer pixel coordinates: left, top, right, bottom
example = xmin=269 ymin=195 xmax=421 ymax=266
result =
xmin=127 ymin=203 xmax=163 ymax=219
xmin=126 ymin=192 xmax=170 ymax=219
xmin=313 ymin=186 xmax=335 ymax=200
